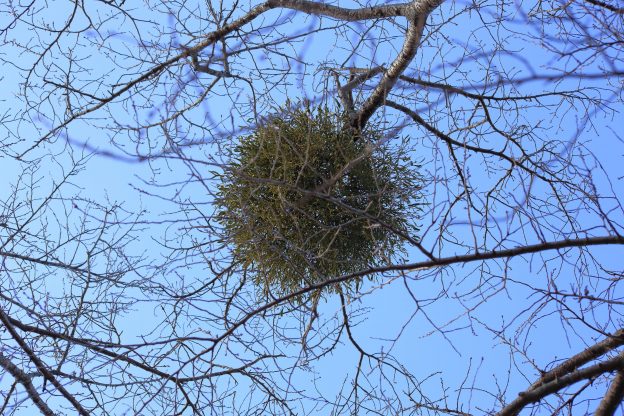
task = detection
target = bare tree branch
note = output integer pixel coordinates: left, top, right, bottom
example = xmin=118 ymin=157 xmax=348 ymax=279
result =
xmin=0 ymin=353 xmax=56 ymax=416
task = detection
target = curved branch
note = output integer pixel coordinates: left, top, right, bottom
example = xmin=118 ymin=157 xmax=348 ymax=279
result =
xmin=497 ymin=353 xmax=624 ymax=416
xmin=190 ymin=235 xmax=624 ymax=361
xmin=353 ymin=0 xmax=444 ymax=129
xmin=0 ymin=353 xmax=56 ymax=416
xmin=385 ymin=100 xmax=513 ymax=159
xmin=529 ymin=329 xmax=624 ymax=390
xmin=0 ymin=309 xmax=89 ymax=416
xmin=595 ymin=370 xmax=624 ymax=416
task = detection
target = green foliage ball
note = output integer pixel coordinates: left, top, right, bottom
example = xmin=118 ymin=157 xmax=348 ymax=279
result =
xmin=216 ymin=104 xmax=421 ymax=295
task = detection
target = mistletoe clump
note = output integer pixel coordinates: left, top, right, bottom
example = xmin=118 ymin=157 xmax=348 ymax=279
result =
xmin=217 ymin=104 xmax=421 ymax=295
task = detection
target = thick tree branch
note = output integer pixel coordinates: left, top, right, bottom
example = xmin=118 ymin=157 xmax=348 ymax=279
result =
xmin=497 ymin=352 xmax=624 ymax=416
xmin=529 ymin=329 xmax=624 ymax=390
xmin=264 ymin=0 xmax=409 ymax=20
xmin=191 ymin=235 xmax=624 ymax=360
xmin=353 ymin=0 xmax=444 ymax=129
xmin=0 ymin=353 xmax=56 ymax=416
xmin=595 ymin=370 xmax=624 ymax=416
xmin=0 ymin=309 xmax=90 ymax=416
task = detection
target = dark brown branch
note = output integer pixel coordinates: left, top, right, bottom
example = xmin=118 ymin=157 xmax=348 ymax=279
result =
xmin=397 ymin=74 xmax=581 ymax=102
xmin=529 ymin=329 xmax=624 ymax=390
xmin=581 ymin=0 xmax=624 ymax=14
xmin=0 ymin=353 xmax=56 ymax=416
xmin=4 ymin=315 xmax=179 ymax=381
xmin=384 ymin=100 xmax=557 ymax=182
xmin=497 ymin=353 xmax=624 ymax=416
xmin=0 ymin=250 xmax=107 ymax=277
xmin=0 ymin=309 xmax=90 ymax=416
xmin=193 ymin=235 xmax=624 ymax=359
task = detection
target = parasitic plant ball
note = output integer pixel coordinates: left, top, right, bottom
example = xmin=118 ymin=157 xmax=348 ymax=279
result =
xmin=217 ymin=104 xmax=421 ymax=295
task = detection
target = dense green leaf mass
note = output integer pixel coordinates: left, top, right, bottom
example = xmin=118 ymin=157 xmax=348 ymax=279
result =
xmin=217 ymin=105 xmax=421 ymax=295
